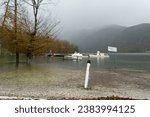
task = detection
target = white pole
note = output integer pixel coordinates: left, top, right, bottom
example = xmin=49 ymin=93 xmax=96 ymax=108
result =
xmin=84 ymin=60 xmax=91 ymax=89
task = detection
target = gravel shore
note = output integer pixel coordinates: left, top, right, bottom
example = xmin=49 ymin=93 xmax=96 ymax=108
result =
xmin=0 ymin=68 xmax=150 ymax=99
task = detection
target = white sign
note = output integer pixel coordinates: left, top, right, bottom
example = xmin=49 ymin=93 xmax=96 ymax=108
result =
xmin=108 ymin=46 xmax=117 ymax=52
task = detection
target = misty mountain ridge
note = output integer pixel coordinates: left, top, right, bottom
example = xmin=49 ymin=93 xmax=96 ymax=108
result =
xmin=67 ymin=23 xmax=150 ymax=52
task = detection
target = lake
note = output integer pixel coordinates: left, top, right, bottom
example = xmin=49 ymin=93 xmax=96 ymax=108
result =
xmin=0 ymin=53 xmax=150 ymax=99
xmin=1 ymin=53 xmax=150 ymax=73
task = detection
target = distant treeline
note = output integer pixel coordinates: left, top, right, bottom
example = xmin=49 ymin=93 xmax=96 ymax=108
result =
xmin=0 ymin=26 xmax=78 ymax=55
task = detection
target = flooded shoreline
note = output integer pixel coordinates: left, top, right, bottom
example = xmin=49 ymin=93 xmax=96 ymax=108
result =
xmin=0 ymin=54 xmax=150 ymax=99
xmin=0 ymin=68 xmax=149 ymax=99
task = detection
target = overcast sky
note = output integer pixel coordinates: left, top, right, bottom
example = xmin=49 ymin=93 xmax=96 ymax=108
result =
xmin=51 ymin=0 xmax=150 ymax=37
xmin=1 ymin=0 xmax=150 ymax=39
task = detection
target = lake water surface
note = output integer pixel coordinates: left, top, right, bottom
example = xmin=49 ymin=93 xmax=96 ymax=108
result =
xmin=0 ymin=53 xmax=150 ymax=99
xmin=1 ymin=53 xmax=150 ymax=72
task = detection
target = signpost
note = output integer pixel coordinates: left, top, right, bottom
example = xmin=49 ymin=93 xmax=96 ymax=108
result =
xmin=108 ymin=46 xmax=117 ymax=52
xmin=108 ymin=46 xmax=117 ymax=69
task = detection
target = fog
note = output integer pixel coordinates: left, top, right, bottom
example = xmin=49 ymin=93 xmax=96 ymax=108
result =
xmin=52 ymin=0 xmax=150 ymax=39
xmin=1 ymin=0 xmax=150 ymax=40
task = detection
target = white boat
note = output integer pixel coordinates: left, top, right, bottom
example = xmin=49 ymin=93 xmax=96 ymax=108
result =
xmin=89 ymin=51 xmax=109 ymax=58
xmin=64 ymin=52 xmax=83 ymax=60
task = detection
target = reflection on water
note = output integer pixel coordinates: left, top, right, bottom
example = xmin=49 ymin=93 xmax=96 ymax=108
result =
xmin=0 ymin=53 xmax=150 ymax=72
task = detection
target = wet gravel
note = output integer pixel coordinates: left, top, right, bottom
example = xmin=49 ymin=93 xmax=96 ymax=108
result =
xmin=0 ymin=68 xmax=150 ymax=99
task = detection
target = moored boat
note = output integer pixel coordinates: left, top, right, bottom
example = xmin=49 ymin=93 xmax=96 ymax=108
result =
xmin=64 ymin=52 xmax=83 ymax=60
xmin=89 ymin=51 xmax=109 ymax=58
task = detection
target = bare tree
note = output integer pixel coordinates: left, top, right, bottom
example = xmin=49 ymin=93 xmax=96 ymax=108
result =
xmin=23 ymin=0 xmax=59 ymax=62
xmin=0 ymin=0 xmax=78 ymax=65
xmin=1 ymin=0 xmax=11 ymax=26
xmin=0 ymin=0 xmax=19 ymax=67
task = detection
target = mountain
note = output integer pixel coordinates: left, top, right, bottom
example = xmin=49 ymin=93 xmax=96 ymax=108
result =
xmin=71 ymin=24 xmax=126 ymax=52
xmin=68 ymin=23 xmax=150 ymax=52
xmin=112 ymin=23 xmax=150 ymax=52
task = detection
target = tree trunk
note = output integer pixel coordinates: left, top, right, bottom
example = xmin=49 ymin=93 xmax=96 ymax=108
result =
xmin=14 ymin=0 xmax=19 ymax=67
xmin=16 ymin=50 xmax=19 ymax=67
